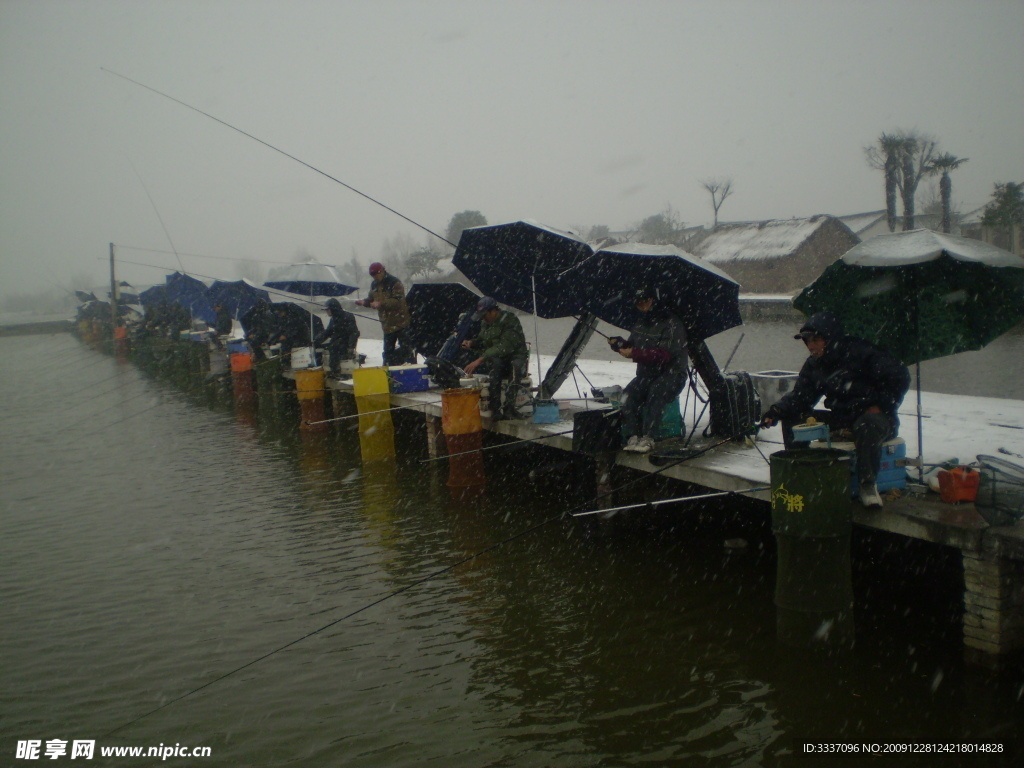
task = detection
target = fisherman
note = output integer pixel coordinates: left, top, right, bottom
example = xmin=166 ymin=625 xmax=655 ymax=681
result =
xmin=609 ymin=289 xmax=689 ymax=454
xmin=213 ymin=302 xmax=233 ymax=337
xmin=243 ymin=299 xmax=274 ymax=361
xmin=355 ymin=262 xmax=415 ymax=366
xmin=759 ymin=311 xmax=911 ymax=508
xmin=314 ymin=298 xmax=360 ymax=376
xmin=461 ymin=296 xmax=529 ymax=420
xmin=270 ymin=303 xmax=312 ymax=359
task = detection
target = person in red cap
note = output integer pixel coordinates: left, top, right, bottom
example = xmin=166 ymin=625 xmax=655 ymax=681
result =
xmin=355 ymin=262 xmax=414 ymax=365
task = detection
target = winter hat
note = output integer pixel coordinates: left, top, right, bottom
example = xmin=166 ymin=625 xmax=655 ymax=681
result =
xmin=795 ymin=311 xmax=844 ymax=340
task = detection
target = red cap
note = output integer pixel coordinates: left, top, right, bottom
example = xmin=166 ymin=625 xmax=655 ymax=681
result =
xmin=369 ymin=262 xmax=385 ymax=276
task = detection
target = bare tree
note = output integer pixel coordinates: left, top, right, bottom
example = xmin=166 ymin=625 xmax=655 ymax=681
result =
xmin=927 ymin=153 xmax=968 ymax=233
xmin=700 ymin=177 xmax=734 ymax=228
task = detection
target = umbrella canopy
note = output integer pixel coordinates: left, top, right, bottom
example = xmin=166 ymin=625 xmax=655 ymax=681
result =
xmin=138 ymin=284 xmax=167 ymax=307
xmin=794 ymin=230 xmax=1024 ymax=364
xmin=164 ymin=272 xmax=216 ymax=325
xmin=405 ymin=283 xmax=480 ymax=358
xmin=451 ymin=220 xmax=592 ymax=318
xmin=209 ymin=279 xmax=271 ymax=319
xmin=241 ymin=301 xmax=323 ymax=342
xmin=565 ymin=243 xmax=743 ymax=340
xmin=264 ymin=261 xmax=358 ymax=297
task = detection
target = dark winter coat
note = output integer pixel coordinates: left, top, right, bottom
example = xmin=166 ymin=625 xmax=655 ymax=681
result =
xmin=626 ymin=309 xmax=688 ymax=379
xmin=471 ymin=310 xmax=528 ymax=362
xmin=315 ymin=306 xmax=359 ymax=354
xmin=767 ymin=335 xmax=911 ymax=430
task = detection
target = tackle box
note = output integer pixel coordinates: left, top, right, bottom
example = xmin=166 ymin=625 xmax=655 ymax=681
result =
xmin=387 ymin=364 xmax=431 ymax=393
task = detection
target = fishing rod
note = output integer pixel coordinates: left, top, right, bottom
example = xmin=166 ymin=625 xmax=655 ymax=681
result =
xmin=100 ymin=418 xmax=735 ymax=738
xmin=102 ymin=68 xmax=453 ymax=249
xmin=418 ymin=426 xmax=577 ymax=463
xmin=102 ymin=70 xmax=617 ymax=344
xmin=572 ymin=486 xmax=770 ymax=518
xmin=305 ymin=400 xmax=442 ymax=426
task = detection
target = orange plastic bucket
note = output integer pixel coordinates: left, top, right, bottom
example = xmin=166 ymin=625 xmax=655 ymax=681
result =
xmin=441 ymin=388 xmax=482 ymax=436
xmin=938 ymin=467 xmax=980 ymax=503
xmin=230 ymin=352 xmax=253 ymax=373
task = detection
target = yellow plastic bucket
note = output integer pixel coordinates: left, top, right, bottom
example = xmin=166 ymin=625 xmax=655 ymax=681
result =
xmin=295 ymin=368 xmax=325 ymax=401
xmin=441 ymin=388 xmax=483 ymax=436
xmin=353 ymin=367 xmax=390 ymax=398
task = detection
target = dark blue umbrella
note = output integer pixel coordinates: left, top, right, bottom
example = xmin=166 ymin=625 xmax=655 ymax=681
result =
xmin=566 ymin=243 xmax=742 ymax=340
xmin=138 ymin=284 xmax=167 ymax=307
xmin=209 ymin=279 xmax=271 ymax=319
xmin=406 ymin=282 xmax=480 ymax=358
xmin=264 ymin=261 xmax=357 ymax=297
xmin=452 ymin=220 xmax=592 ymax=318
xmin=165 ymin=272 xmax=216 ymax=325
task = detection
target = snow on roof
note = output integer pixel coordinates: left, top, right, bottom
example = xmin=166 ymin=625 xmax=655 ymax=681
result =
xmin=689 ymin=215 xmax=837 ymax=263
xmin=838 ymin=210 xmax=886 ymax=234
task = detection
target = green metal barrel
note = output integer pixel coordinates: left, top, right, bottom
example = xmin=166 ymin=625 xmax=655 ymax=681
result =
xmin=770 ymin=448 xmax=854 ymax=649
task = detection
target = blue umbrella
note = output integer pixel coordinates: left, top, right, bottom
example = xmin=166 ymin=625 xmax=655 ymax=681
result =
xmin=138 ymin=284 xmax=167 ymax=307
xmin=565 ymin=243 xmax=742 ymax=340
xmin=451 ymin=220 xmax=592 ymax=319
xmin=209 ymin=279 xmax=271 ymax=319
xmin=165 ymin=272 xmax=216 ymax=325
xmin=264 ymin=261 xmax=357 ymax=297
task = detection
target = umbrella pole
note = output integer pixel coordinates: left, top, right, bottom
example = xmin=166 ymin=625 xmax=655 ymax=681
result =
xmin=531 ymin=275 xmax=542 ymax=387
xmin=916 ymin=360 xmax=924 ymax=483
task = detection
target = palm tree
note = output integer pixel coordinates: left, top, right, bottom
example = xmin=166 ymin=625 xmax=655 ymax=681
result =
xmin=865 ymin=133 xmax=905 ymax=232
xmin=927 ymin=153 xmax=968 ymax=233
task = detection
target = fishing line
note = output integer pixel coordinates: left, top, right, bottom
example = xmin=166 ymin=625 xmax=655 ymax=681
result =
xmin=102 ymin=68 xmax=453 ymax=248
xmin=127 ymin=158 xmax=185 ymax=274
xmin=117 ymin=244 xmax=296 ymax=265
xmin=418 ymin=427 xmax=577 ymax=463
xmin=101 ymin=430 xmax=736 ymax=739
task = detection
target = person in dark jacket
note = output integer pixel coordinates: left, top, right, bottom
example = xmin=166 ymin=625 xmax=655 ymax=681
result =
xmin=271 ymin=304 xmax=312 ymax=359
xmin=610 ymin=290 xmax=689 ymax=454
xmin=461 ymin=296 xmax=529 ymax=420
xmin=314 ymin=298 xmax=360 ymax=376
xmin=760 ymin=311 xmax=911 ymax=508
xmin=355 ymin=262 xmax=415 ymax=365
xmin=213 ymin=302 xmax=233 ymax=337
xmin=243 ymin=300 xmax=274 ymax=361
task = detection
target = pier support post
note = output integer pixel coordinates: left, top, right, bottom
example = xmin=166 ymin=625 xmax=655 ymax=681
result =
xmin=425 ymin=414 xmax=445 ymax=459
xmin=962 ymin=542 xmax=1024 ymax=664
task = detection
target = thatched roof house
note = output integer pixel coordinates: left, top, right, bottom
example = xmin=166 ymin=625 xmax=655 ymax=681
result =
xmin=684 ymin=215 xmax=859 ymax=294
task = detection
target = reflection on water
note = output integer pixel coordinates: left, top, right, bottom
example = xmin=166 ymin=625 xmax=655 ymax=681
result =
xmin=2 ymin=335 xmax=1024 ymax=767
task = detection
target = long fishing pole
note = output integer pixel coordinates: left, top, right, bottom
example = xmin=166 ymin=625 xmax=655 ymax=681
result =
xmin=572 ymin=486 xmax=770 ymax=518
xmin=418 ymin=426 xmax=577 ymax=463
xmin=102 ymin=68 xmax=454 ymax=248
xmin=306 ymin=400 xmax=441 ymax=425
xmin=102 ymin=70 xmax=615 ymax=342
xmin=100 ymin=423 xmax=736 ymax=738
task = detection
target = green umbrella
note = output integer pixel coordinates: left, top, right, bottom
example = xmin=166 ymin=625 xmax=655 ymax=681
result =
xmin=793 ymin=230 xmax=1024 ymax=479
xmin=794 ymin=230 xmax=1024 ymax=364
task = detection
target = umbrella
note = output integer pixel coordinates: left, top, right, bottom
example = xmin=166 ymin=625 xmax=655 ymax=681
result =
xmin=165 ymin=272 xmax=216 ymax=325
xmin=451 ymin=220 xmax=592 ymax=319
xmin=405 ymin=283 xmax=480 ymax=358
xmin=209 ymin=279 xmax=271 ymax=319
xmin=138 ymin=284 xmax=167 ymax=307
xmin=264 ymin=261 xmax=358 ymax=297
xmin=794 ymin=229 xmax=1024 ymax=364
xmin=565 ymin=243 xmax=743 ymax=340
xmin=793 ymin=229 xmax=1024 ymax=477
xmin=241 ymin=301 xmax=323 ymax=344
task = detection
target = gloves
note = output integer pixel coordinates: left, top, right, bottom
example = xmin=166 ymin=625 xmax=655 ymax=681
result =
xmin=760 ymin=406 xmax=781 ymax=428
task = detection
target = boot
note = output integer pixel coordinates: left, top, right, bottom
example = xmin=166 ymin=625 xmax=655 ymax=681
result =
xmin=859 ymin=480 xmax=883 ymax=508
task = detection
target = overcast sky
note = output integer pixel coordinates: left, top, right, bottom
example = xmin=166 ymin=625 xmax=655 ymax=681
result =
xmin=1 ymin=0 xmax=1022 ymax=295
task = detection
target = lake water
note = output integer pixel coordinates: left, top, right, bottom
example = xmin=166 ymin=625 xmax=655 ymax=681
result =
xmin=2 ymin=332 xmax=1023 ymax=767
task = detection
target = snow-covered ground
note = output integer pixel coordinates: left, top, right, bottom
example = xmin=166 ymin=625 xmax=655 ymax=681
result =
xmin=353 ymin=337 xmax=1024 ymax=477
